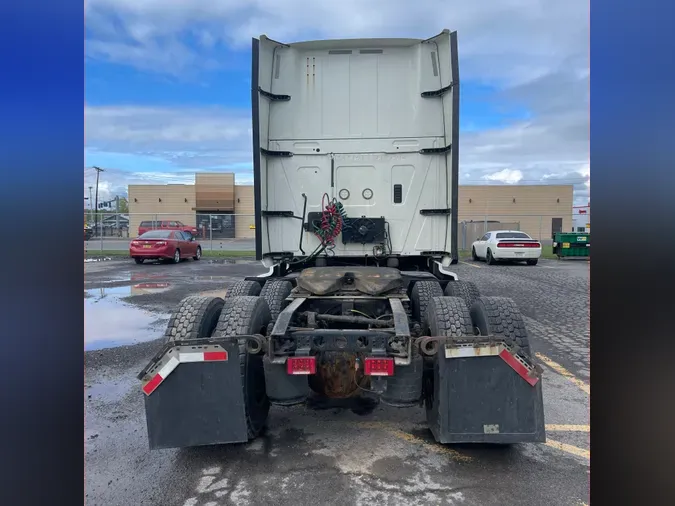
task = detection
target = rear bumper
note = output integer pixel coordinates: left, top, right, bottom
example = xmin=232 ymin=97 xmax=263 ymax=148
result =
xmin=130 ymin=249 xmax=173 ymax=259
xmin=493 ymin=249 xmax=541 ymax=259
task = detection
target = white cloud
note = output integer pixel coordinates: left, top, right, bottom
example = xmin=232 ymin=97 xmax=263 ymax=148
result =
xmin=84 ymin=105 xmax=255 ymax=199
xmin=482 ymin=169 xmax=523 ymax=184
xmin=85 ymin=0 xmax=588 ymax=85
xmin=85 ymin=105 xmax=251 ymax=161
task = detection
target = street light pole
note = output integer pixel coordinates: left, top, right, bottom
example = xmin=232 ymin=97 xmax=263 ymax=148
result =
xmin=92 ymin=166 xmax=104 ymax=236
xmin=115 ymin=196 xmax=120 ymax=237
xmin=88 ymin=186 xmax=93 ymax=223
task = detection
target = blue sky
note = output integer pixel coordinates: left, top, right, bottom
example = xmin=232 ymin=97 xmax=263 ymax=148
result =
xmin=84 ymin=0 xmax=589 ymax=205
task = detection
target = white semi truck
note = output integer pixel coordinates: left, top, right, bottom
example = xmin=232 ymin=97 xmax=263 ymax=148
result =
xmin=138 ymin=30 xmax=545 ymax=449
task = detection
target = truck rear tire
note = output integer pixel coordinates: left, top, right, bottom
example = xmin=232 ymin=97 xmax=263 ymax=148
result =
xmin=213 ymin=296 xmax=271 ymax=439
xmin=227 ymin=280 xmax=261 ymax=297
xmin=443 ymin=280 xmax=480 ymax=310
xmin=411 ymin=280 xmax=443 ymax=327
xmin=424 ymin=296 xmax=474 ymax=434
xmin=426 ymin=296 xmax=473 ymax=341
xmin=470 ymin=296 xmax=532 ymax=359
xmin=164 ymin=295 xmax=224 ymax=342
xmin=260 ymin=280 xmax=293 ymax=321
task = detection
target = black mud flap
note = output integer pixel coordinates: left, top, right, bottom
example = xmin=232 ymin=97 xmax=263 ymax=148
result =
xmin=140 ymin=338 xmax=248 ymax=449
xmin=429 ymin=350 xmax=545 ymax=444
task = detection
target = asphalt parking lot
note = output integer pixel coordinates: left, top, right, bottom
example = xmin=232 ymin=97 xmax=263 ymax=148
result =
xmin=84 ymin=256 xmax=590 ymax=506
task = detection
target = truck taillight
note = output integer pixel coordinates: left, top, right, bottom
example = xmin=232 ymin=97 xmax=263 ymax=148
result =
xmin=364 ymin=357 xmax=394 ymax=376
xmin=287 ymin=357 xmax=316 ymax=375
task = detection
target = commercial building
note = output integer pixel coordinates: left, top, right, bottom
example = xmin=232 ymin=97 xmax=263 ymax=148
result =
xmin=458 ymin=184 xmax=574 ymax=246
xmin=572 ymin=204 xmax=591 ymax=233
xmin=128 ymin=172 xmax=573 ymax=243
xmin=128 ymin=173 xmax=254 ymax=239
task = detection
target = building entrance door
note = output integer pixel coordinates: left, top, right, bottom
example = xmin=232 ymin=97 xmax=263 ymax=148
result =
xmin=552 ymin=217 xmax=563 ymax=237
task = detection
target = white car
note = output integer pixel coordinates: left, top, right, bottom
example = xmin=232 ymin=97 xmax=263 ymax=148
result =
xmin=471 ymin=230 xmax=542 ymax=265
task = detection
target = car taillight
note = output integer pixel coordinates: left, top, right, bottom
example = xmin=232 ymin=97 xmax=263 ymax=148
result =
xmin=131 ymin=241 xmax=139 ymax=246
xmin=156 ymin=241 xmax=167 ymax=246
xmin=497 ymin=242 xmax=540 ymax=248
xmin=287 ymin=357 xmax=316 ymax=375
xmin=363 ymin=357 xmax=394 ymax=376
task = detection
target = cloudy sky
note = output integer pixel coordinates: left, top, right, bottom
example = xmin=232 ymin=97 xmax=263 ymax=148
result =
xmin=84 ymin=0 xmax=589 ymax=206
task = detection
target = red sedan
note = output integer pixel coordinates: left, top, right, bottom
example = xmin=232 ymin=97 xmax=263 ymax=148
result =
xmin=130 ymin=230 xmax=202 ymax=264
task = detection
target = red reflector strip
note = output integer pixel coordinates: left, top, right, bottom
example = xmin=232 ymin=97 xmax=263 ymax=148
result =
xmin=497 ymin=242 xmax=540 ymax=248
xmin=364 ymin=357 xmax=394 ymax=376
xmin=498 ymin=349 xmax=539 ymax=386
xmin=204 ymin=351 xmax=228 ymax=361
xmin=287 ymin=357 xmax=316 ymax=375
xmin=142 ymin=350 xmax=228 ymax=395
xmin=142 ymin=374 xmax=163 ymax=395
xmin=142 ymin=356 xmax=179 ymax=395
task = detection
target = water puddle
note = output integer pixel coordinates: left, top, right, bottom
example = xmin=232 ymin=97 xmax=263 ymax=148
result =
xmin=85 ymin=282 xmax=173 ymax=297
xmin=85 ymin=375 xmax=136 ymax=403
xmin=84 ymin=288 xmax=169 ymax=350
xmin=207 ymin=259 xmax=256 ymax=265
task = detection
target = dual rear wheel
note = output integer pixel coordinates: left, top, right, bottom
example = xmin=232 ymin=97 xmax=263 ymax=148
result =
xmin=412 ymin=279 xmax=532 ymax=360
xmin=164 ymin=294 xmax=271 ymax=439
xmin=162 ymin=279 xmax=295 ymax=439
xmin=411 ymin=279 xmax=533 ymax=433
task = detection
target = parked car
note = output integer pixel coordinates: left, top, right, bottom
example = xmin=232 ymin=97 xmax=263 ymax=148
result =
xmin=84 ymin=225 xmax=93 ymax=241
xmin=138 ymin=220 xmax=199 ymax=237
xmin=130 ymin=230 xmax=202 ymax=264
xmin=471 ymin=230 xmax=541 ymax=265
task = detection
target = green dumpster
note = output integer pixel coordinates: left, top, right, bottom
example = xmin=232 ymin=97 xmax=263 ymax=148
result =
xmin=552 ymin=232 xmax=590 ymax=258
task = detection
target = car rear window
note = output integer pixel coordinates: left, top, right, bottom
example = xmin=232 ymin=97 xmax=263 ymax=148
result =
xmin=138 ymin=230 xmax=173 ymax=239
xmin=140 ymin=221 xmax=157 ymax=227
xmin=496 ymin=232 xmax=531 ymax=239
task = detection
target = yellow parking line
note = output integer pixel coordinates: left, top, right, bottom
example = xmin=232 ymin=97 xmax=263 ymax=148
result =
xmin=545 ymin=438 xmax=590 ymax=460
xmin=459 ymin=260 xmax=482 ymax=268
xmin=342 ymin=421 xmax=591 ymax=462
xmin=353 ymin=421 xmax=472 ymax=462
xmin=536 ymin=353 xmax=590 ymax=395
xmin=389 ymin=429 xmax=473 ymax=462
xmin=546 ymin=424 xmax=590 ymax=432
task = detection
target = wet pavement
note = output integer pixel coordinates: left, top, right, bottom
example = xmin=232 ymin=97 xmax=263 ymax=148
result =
xmin=84 ymin=287 xmax=170 ymax=350
xmin=85 ymin=257 xmax=590 ymax=506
